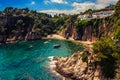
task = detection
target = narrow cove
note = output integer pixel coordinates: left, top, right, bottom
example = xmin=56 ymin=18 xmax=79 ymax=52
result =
xmin=0 ymin=39 xmax=84 ymax=80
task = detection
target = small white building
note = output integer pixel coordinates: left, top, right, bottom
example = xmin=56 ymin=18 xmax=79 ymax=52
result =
xmin=92 ymin=10 xmax=114 ymax=19
xmin=78 ymin=10 xmax=114 ymax=20
xmin=78 ymin=14 xmax=92 ymax=20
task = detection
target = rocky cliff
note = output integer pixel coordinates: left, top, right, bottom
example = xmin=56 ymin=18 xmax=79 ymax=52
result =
xmin=25 ymin=32 xmax=42 ymax=41
xmin=0 ymin=13 xmax=44 ymax=43
xmin=0 ymin=29 xmax=42 ymax=43
xmin=5 ymin=31 xmax=42 ymax=43
xmin=60 ymin=17 xmax=113 ymax=41
xmin=54 ymin=49 xmax=108 ymax=80
xmin=60 ymin=22 xmax=76 ymax=39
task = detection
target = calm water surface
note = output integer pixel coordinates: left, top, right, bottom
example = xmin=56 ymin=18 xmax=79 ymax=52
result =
xmin=0 ymin=39 xmax=84 ymax=80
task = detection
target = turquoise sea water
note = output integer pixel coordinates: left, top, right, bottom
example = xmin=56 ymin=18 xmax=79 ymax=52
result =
xmin=0 ymin=39 xmax=84 ymax=80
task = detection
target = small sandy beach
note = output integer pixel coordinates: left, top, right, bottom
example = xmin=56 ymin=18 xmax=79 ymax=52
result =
xmin=46 ymin=34 xmax=94 ymax=48
xmin=47 ymin=34 xmax=66 ymax=40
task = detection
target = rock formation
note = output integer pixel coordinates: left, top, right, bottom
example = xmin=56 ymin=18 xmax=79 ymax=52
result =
xmin=60 ymin=22 xmax=75 ymax=39
xmin=54 ymin=49 xmax=108 ymax=80
xmin=60 ymin=18 xmax=112 ymax=42
xmin=25 ymin=32 xmax=42 ymax=41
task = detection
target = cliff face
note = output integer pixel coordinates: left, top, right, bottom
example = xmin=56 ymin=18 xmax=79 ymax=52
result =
xmin=0 ymin=14 xmax=42 ymax=43
xmin=0 ymin=12 xmax=113 ymax=43
xmin=55 ymin=49 xmax=108 ymax=80
xmin=5 ymin=32 xmax=42 ymax=43
xmin=60 ymin=18 xmax=112 ymax=41
xmin=0 ymin=35 xmax=7 ymax=43
xmin=0 ymin=30 xmax=42 ymax=43
xmin=25 ymin=32 xmax=42 ymax=41
xmin=60 ymin=22 xmax=75 ymax=39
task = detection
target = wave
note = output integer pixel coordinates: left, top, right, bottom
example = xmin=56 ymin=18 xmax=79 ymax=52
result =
xmin=48 ymin=56 xmax=54 ymax=61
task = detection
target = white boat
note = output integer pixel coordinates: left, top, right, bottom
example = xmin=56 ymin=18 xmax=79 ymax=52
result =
xmin=44 ymin=41 xmax=49 ymax=44
xmin=53 ymin=44 xmax=61 ymax=48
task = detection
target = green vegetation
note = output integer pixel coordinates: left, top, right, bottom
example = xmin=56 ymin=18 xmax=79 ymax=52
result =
xmin=81 ymin=51 xmax=89 ymax=62
xmin=75 ymin=18 xmax=111 ymax=40
xmin=0 ymin=7 xmax=70 ymax=42
xmin=0 ymin=0 xmax=120 ymax=79
xmin=92 ymin=0 xmax=120 ymax=79
xmin=0 ymin=4 xmax=115 ymax=42
xmin=93 ymin=37 xmax=117 ymax=78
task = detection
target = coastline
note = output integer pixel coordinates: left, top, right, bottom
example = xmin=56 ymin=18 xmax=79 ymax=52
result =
xmin=46 ymin=34 xmax=94 ymax=49
xmin=0 ymin=34 xmax=95 ymax=79
xmin=46 ymin=34 xmax=94 ymax=80
xmin=1 ymin=34 xmax=94 ymax=48
xmin=47 ymin=56 xmax=66 ymax=80
xmin=46 ymin=35 xmax=105 ymax=80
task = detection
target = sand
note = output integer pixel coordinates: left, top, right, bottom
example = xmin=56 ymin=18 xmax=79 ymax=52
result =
xmin=46 ymin=34 xmax=94 ymax=48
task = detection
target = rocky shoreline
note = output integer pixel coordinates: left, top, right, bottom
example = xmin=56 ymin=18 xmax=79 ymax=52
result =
xmin=1 ymin=33 xmax=104 ymax=80
xmin=48 ymin=56 xmax=66 ymax=80
xmin=50 ymin=49 xmax=107 ymax=80
xmin=0 ymin=32 xmax=42 ymax=44
xmin=46 ymin=34 xmax=109 ymax=80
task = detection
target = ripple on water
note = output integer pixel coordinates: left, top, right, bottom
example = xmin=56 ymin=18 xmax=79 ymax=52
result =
xmin=0 ymin=39 xmax=84 ymax=80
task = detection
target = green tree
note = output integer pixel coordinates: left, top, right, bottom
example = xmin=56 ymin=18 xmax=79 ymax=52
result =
xmin=15 ymin=9 xmax=21 ymax=15
xmin=93 ymin=37 xmax=117 ymax=78
xmin=22 ymin=8 xmax=29 ymax=13
xmin=114 ymin=0 xmax=120 ymax=18
xmin=93 ymin=37 xmax=116 ymax=56
xmin=3 ymin=7 xmax=13 ymax=13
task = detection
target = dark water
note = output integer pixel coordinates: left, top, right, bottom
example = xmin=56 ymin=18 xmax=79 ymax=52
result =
xmin=0 ymin=39 xmax=84 ymax=80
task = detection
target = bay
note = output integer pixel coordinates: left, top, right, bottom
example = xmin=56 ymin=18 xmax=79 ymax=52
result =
xmin=0 ymin=39 xmax=84 ymax=80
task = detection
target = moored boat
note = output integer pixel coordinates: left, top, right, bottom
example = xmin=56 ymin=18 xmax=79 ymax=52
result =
xmin=44 ymin=41 xmax=49 ymax=44
xmin=53 ymin=44 xmax=61 ymax=48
